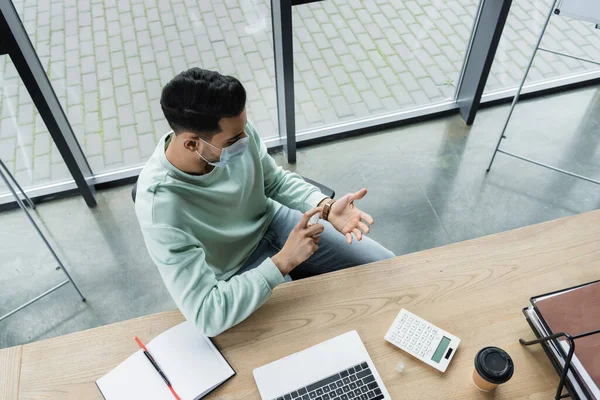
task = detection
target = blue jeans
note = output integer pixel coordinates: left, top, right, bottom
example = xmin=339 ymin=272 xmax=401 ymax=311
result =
xmin=235 ymin=205 xmax=395 ymax=281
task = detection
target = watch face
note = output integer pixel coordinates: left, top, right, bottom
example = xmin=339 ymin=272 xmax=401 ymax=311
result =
xmin=323 ymin=201 xmax=333 ymax=220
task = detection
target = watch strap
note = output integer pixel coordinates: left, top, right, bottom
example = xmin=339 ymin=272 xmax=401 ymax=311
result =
xmin=322 ymin=199 xmax=335 ymax=221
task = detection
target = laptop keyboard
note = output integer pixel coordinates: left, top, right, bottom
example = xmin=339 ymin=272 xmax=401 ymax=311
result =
xmin=273 ymin=362 xmax=384 ymax=400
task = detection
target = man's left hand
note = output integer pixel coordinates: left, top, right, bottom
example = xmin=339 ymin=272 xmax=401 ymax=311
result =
xmin=327 ymin=188 xmax=374 ymax=244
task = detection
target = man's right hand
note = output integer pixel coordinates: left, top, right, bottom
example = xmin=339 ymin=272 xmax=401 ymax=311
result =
xmin=272 ymin=207 xmax=324 ymax=276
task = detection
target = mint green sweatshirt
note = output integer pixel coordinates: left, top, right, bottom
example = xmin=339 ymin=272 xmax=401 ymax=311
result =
xmin=135 ymin=122 xmax=327 ymax=336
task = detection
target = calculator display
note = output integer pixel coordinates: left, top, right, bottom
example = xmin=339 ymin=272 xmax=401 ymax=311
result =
xmin=431 ymin=336 xmax=451 ymax=363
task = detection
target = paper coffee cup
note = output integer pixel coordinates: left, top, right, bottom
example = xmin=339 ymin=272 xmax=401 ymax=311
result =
xmin=472 ymin=347 xmax=514 ymax=391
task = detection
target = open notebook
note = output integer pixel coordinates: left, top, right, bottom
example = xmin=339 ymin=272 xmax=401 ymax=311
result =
xmin=96 ymin=321 xmax=235 ymax=400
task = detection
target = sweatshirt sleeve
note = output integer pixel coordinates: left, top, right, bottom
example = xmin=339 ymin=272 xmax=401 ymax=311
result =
xmin=141 ymin=224 xmax=285 ymax=337
xmin=250 ymin=123 xmax=328 ymax=212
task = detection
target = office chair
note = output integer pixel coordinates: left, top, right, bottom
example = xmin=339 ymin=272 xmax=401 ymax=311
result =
xmin=131 ymin=177 xmax=335 ymax=203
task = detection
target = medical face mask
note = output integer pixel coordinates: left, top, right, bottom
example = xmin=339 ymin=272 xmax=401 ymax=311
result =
xmin=196 ymin=136 xmax=249 ymax=167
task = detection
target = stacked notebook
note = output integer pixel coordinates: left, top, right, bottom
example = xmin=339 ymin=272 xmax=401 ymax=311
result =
xmin=96 ymin=321 xmax=235 ymax=400
xmin=523 ymin=280 xmax=600 ymax=400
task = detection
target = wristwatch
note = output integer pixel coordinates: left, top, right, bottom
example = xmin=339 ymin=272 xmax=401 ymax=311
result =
xmin=321 ymin=199 xmax=336 ymax=221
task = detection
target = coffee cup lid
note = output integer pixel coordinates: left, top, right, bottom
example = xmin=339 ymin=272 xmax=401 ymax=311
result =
xmin=475 ymin=347 xmax=514 ymax=384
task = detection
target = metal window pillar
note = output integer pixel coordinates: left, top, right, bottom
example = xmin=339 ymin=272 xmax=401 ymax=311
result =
xmin=0 ymin=0 xmax=97 ymax=207
xmin=456 ymin=0 xmax=513 ymax=125
xmin=486 ymin=0 xmax=600 ymax=186
xmin=271 ymin=0 xmax=296 ymax=163
xmin=0 ymin=158 xmax=86 ymax=323
xmin=271 ymin=0 xmax=319 ymax=163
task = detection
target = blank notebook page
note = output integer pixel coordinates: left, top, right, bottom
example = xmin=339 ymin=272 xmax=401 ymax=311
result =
xmin=148 ymin=322 xmax=234 ymax=399
xmin=96 ymin=350 xmax=175 ymax=399
xmin=96 ymin=321 xmax=234 ymax=400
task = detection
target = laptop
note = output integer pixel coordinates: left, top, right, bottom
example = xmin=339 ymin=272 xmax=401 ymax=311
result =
xmin=254 ymin=331 xmax=391 ymax=400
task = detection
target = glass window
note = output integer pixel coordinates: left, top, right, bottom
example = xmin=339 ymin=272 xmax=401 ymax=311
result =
xmin=0 ymin=59 xmax=70 ymax=197
xmin=484 ymin=0 xmax=600 ymax=95
xmin=291 ymin=0 xmax=481 ymax=132
xmin=8 ymin=0 xmax=278 ymax=184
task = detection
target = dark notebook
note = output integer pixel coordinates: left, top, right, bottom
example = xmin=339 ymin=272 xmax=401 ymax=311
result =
xmin=535 ymin=282 xmax=600 ymax=387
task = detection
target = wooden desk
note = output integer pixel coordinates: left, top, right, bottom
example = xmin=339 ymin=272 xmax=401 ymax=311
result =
xmin=2 ymin=210 xmax=599 ymax=400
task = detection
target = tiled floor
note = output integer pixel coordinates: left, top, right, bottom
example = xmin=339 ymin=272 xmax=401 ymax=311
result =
xmin=1 ymin=0 xmax=599 ymax=192
xmin=1 ymin=86 xmax=599 ymax=349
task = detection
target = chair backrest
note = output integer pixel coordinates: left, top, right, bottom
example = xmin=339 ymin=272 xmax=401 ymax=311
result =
xmin=131 ymin=182 xmax=137 ymax=203
xmin=303 ymin=177 xmax=335 ymax=199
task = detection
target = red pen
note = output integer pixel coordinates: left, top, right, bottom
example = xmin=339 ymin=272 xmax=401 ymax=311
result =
xmin=135 ymin=336 xmax=181 ymax=400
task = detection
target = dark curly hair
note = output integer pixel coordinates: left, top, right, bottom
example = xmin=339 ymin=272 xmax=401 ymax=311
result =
xmin=160 ymin=68 xmax=246 ymax=139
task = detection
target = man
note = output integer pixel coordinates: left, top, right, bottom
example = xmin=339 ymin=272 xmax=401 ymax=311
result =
xmin=135 ymin=68 xmax=394 ymax=337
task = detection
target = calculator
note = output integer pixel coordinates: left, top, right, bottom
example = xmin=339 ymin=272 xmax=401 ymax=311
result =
xmin=384 ymin=309 xmax=460 ymax=373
